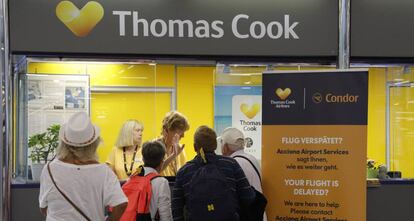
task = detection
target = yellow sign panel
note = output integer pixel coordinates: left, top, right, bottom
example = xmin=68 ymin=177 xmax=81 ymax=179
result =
xmin=263 ymin=125 xmax=367 ymax=221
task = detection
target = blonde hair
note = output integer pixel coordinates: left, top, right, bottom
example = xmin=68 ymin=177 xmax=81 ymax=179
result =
xmin=115 ymin=120 xmax=143 ymax=148
xmin=56 ymin=138 xmax=101 ymax=161
xmin=161 ymin=111 xmax=190 ymax=132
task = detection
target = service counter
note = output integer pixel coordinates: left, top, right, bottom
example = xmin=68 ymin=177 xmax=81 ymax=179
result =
xmin=11 ymin=179 xmax=414 ymax=221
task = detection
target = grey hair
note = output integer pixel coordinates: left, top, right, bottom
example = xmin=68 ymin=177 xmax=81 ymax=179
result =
xmin=56 ymin=137 xmax=101 ymax=161
xmin=226 ymin=138 xmax=245 ymax=152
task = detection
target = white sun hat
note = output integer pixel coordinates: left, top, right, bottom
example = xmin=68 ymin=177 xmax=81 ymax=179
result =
xmin=59 ymin=112 xmax=100 ymax=147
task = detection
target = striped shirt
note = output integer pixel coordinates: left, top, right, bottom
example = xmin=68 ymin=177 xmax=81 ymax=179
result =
xmin=172 ymin=152 xmax=255 ymax=221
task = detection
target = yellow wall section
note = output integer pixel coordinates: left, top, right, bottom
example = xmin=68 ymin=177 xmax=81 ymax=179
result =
xmin=87 ymin=64 xmax=175 ymax=87
xmin=177 ymin=66 xmax=215 ymax=160
xmin=367 ymin=68 xmax=386 ymax=164
xmin=389 ymin=87 xmax=414 ymax=177
xmin=155 ymin=65 xmax=176 ymax=87
xmin=216 ymin=66 xmax=263 ymax=86
xmin=91 ymin=92 xmax=171 ymax=162
xmin=366 ymin=67 xmax=414 ymax=177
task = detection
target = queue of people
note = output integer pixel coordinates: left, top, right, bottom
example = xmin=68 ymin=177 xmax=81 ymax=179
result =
xmin=39 ymin=111 xmax=266 ymax=221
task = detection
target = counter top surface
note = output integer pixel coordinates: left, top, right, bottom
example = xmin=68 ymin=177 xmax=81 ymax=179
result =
xmin=11 ymin=178 xmax=414 ymax=188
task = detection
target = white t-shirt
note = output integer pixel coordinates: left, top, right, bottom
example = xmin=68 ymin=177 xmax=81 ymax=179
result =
xmin=231 ymin=150 xmax=267 ymax=221
xmin=143 ymin=167 xmax=172 ymax=221
xmin=231 ymin=150 xmax=262 ymax=192
xmin=39 ymin=159 xmax=127 ymax=221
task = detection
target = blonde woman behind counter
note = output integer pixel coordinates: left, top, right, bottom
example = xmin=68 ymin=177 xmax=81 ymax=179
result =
xmin=106 ymin=120 xmax=144 ymax=180
xmin=157 ymin=111 xmax=190 ymax=176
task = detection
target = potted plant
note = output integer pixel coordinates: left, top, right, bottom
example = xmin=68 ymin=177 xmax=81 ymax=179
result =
xmin=28 ymin=124 xmax=60 ymax=181
xmin=367 ymin=159 xmax=389 ymax=179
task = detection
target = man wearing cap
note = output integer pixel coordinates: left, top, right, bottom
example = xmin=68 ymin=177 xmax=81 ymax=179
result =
xmin=219 ymin=127 xmax=262 ymax=193
xmin=219 ymin=127 xmax=267 ymax=221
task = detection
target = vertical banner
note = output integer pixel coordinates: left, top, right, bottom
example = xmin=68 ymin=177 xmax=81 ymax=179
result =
xmin=232 ymin=95 xmax=262 ymax=161
xmin=214 ymin=86 xmax=262 ymax=155
xmin=262 ymin=70 xmax=368 ymax=221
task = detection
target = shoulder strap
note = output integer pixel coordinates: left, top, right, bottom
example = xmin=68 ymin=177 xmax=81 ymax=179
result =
xmin=47 ymin=163 xmax=91 ymax=221
xmin=233 ymin=155 xmax=262 ymax=184
xmin=140 ymin=172 xmax=160 ymax=213
xmin=145 ymin=172 xmax=160 ymax=181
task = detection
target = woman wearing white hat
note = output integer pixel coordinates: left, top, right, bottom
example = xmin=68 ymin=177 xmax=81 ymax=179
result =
xmin=39 ymin=112 xmax=128 ymax=221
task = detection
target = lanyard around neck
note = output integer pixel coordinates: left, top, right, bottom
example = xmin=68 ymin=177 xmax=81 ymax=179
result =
xmin=123 ymin=145 xmax=138 ymax=176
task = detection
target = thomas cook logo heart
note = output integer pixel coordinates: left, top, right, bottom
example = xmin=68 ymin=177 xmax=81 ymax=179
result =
xmin=276 ymin=88 xmax=291 ymax=100
xmin=240 ymin=103 xmax=260 ymax=119
xmin=56 ymin=1 xmax=104 ymax=37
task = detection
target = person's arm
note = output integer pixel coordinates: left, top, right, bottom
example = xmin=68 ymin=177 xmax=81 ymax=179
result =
xmin=172 ymin=172 xmax=185 ymax=221
xmin=108 ymin=202 xmax=127 ymax=221
xmin=162 ymin=145 xmax=185 ymax=171
xmin=234 ymin=161 xmax=256 ymax=204
xmin=40 ymin=207 xmax=47 ymax=217
xmin=39 ymin=165 xmax=49 ymax=217
xmin=105 ymin=147 xmax=116 ymax=172
xmin=157 ymin=179 xmax=173 ymax=221
xmin=104 ymin=167 xmax=128 ymax=220
xmin=161 ymin=134 xmax=185 ymax=172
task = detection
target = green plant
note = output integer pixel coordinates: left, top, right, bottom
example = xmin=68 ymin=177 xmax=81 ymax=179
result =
xmin=28 ymin=124 xmax=60 ymax=163
xmin=367 ymin=159 xmax=388 ymax=179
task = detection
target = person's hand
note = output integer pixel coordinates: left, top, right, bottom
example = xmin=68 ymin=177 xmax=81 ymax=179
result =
xmin=174 ymin=143 xmax=185 ymax=157
xmin=172 ymin=133 xmax=185 ymax=157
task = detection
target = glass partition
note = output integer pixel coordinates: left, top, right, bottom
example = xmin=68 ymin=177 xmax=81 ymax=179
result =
xmin=214 ymin=64 xmax=414 ymax=178
xmin=13 ymin=59 xmax=174 ymax=183
xmin=12 ymin=60 xmax=414 ymax=182
xmin=214 ymin=63 xmax=334 ymax=162
xmin=386 ymin=66 xmax=414 ymax=178
xmin=13 ymin=59 xmax=221 ymax=183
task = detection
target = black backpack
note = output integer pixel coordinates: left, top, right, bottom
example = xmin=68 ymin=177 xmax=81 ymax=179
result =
xmin=187 ymin=159 xmax=240 ymax=221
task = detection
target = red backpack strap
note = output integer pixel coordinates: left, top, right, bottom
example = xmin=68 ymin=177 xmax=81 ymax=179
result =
xmin=137 ymin=172 xmax=160 ymax=214
xmin=145 ymin=172 xmax=159 ymax=181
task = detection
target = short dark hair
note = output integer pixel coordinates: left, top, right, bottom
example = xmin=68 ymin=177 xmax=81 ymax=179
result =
xmin=142 ymin=141 xmax=166 ymax=168
xmin=194 ymin=126 xmax=217 ymax=152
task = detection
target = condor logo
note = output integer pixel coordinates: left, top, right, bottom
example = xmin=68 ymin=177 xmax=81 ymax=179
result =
xmin=326 ymin=93 xmax=359 ymax=103
xmin=312 ymin=92 xmax=359 ymax=104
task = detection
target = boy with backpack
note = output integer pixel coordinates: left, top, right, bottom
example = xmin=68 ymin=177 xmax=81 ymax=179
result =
xmin=172 ymin=126 xmax=255 ymax=221
xmin=119 ymin=141 xmax=172 ymax=221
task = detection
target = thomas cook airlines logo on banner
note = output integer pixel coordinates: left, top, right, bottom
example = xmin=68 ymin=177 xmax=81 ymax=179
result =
xmin=276 ymin=88 xmax=291 ymax=100
xmin=56 ymin=1 xmax=104 ymax=37
xmin=271 ymin=87 xmax=296 ymax=109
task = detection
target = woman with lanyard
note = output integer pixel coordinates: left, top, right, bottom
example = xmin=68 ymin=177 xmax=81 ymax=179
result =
xmin=157 ymin=111 xmax=190 ymax=176
xmin=106 ymin=120 xmax=144 ymax=181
